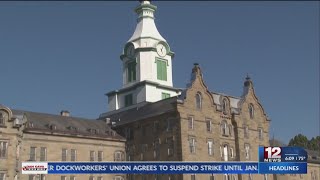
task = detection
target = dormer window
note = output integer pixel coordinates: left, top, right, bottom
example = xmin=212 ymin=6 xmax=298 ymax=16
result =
xmin=0 ymin=112 xmax=4 ymax=125
xmin=249 ymin=104 xmax=254 ymax=119
xmin=222 ymin=99 xmax=227 ymax=114
xmin=195 ymin=93 xmax=202 ymax=110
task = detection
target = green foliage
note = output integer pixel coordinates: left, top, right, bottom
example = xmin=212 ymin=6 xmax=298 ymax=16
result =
xmin=288 ymin=134 xmax=320 ymax=151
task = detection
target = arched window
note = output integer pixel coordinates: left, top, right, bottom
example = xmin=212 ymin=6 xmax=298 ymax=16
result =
xmin=249 ymin=104 xmax=254 ymax=119
xmin=0 ymin=112 xmax=4 ymax=125
xmin=195 ymin=93 xmax=202 ymax=110
xmin=222 ymin=99 xmax=227 ymax=113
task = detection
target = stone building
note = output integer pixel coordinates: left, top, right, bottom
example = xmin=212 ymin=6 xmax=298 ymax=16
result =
xmin=0 ymin=106 xmax=126 ymax=180
xmin=1 ymin=1 xmax=318 ymax=180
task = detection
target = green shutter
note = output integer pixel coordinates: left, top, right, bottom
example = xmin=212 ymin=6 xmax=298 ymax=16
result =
xmin=156 ymin=59 xmax=167 ymax=81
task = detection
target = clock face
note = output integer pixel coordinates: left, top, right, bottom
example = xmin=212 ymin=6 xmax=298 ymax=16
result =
xmin=156 ymin=44 xmax=167 ymax=57
xmin=126 ymin=45 xmax=135 ymax=57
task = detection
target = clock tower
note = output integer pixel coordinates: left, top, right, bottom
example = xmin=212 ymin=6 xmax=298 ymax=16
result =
xmin=106 ymin=1 xmax=181 ymax=111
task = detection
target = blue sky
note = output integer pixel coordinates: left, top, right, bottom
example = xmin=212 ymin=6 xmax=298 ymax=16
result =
xmin=0 ymin=1 xmax=318 ymax=143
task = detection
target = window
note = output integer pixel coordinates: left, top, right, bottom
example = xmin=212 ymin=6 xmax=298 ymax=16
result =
xmin=98 ymin=151 xmax=103 ymax=161
xmin=244 ymin=125 xmax=249 ymax=138
xmin=62 ymin=149 xmax=67 ymax=161
xmin=29 ymin=175 xmax=35 ymax=180
xmin=71 ymin=149 xmax=76 ymax=161
xmin=40 ymin=147 xmax=47 ymax=161
xmin=0 ymin=173 xmax=5 ymax=180
xmin=114 ymin=176 xmax=124 ymax=180
xmin=191 ymin=174 xmax=196 ymax=180
xmin=249 ymin=104 xmax=254 ymax=119
xmin=221 ymin=121 xmax=228 ymax=136
xmin=61 ymin=176 xmax=67 ymax=180
xmin=127 ymin=61 xmax=136 ymax=83
xmin=114 ymin=151 xmax=124 ymax=161
xmin=153 ymin=139 xmax=160 ymax=159
xmin=0 ymin=112 xmax=4 ymax=125
xmin=90 ymin=151 xmax=95 ymax=161
xmin=210 ymin=174 xmax=215 ymax=180
xmin=258 ymin=128 xmax=263 ymax=140
xmin=166 ymin=119 xmax=172 ymax=131
xmin=188 ymin=116 xmax=194 ymax=130
xmin=229 ymin=125 xmax=233 ymax=137
xmin=153 ymin=121 xmax=159 ymax=133
xmin=245 ymin=144 xmax=250 ymax=160
xmin=124 ymin=94 xmax=133 ymax=107
xmin=30 ymin=147 xmax=36 ymax=161
xmin=222 ymin=99 xmax=227 ymax=113
xmin=167 ymin=137 xmax=174 ymax=156
xmin=189 ymin=137 xmax=196 ymax=154
xmin=207 ymin=139 xmax=213 ymax=156
xmin=168 ymin=175 xmax=174 ymax=180
xmin=70 ymin=176 xmax=76 ymax=180
xmin=206 ymin=119 xmax=212 ymax=132
xmin=97 ymin=177 xmax=103 ymax=180
xmin=230 ymin=147 xmax=234 ymax=158
xmin=0 ymin=141 xmax=8 ymax=158
xmin=156 ymin=59 xmax=167 ymax=81
xmin=89 ymin=176 xmax=95 ymax=180
xmin=195 ymin=93 xmax=202 ymax=110
xmin=162 ymin=92 xmax=170 ymax=99
xmin=223 ymin=145 xmax=228 ymax=161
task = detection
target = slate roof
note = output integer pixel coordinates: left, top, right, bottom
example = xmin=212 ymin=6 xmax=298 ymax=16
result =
xmin=99 ymin=97 xmax=178 ymax=126
xmin=12 ymin=109 xmax=125 ymax=141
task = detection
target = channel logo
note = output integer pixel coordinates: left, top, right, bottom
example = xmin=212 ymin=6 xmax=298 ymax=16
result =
xmin=22 ymin=162 xmax=48 ymax=174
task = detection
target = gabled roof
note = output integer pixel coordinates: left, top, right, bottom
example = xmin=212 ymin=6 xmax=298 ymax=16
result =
xmin=12 ymin=109 xmax=125 ymax=141
xmin=99 ymin=97 xmax=178 ymax=126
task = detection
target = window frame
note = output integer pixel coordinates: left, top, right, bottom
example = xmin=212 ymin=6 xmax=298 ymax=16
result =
xmin=40 ymin=147 xmax=47 ymax=161
xmin=127 ymin=60 xmax=137 ymax=83
xmin=71 ymin=149 xmax=77 ymax=161
xmin=188 ymin=116 xmax=194 ymax=130
xmin=195 ymin=93 xmax=202 ymax=110
xmin=0 ymin=141 xmax=8 ymax=158
xmin=30 ymin=147 xmax=36 ymax=161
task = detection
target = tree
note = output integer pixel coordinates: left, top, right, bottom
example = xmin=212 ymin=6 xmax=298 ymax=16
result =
xmin=288 ymin=134 xmax=320 ymax=151
xmin=288 ymin=134 xmax=309 ymax=148
xmin=308 ymin=136 xmax=320 ymax=151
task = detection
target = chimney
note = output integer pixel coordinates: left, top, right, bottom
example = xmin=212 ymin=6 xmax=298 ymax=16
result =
xmin=60 ymin=110 xmax=70 ymax=117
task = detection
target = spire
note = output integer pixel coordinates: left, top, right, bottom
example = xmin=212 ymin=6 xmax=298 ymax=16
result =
xmin=244 ymin=73 xmax=253 ymax=88
xmin=190 ymin=63 xmax=203 ymax=82
xmin=242 ymin=74 xmax=254 ymax=96
xmin=128 ymin=0 xmax=166 ymax=43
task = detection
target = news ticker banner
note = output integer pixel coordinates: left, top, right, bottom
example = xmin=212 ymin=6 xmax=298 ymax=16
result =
xmin=21 ymin=147 xmax=308 ymax=175
xmin=22 ymin=162 xmax=307 ymax=175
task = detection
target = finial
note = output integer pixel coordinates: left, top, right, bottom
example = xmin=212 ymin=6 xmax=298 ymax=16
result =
xmin=246 ymin=73 xmax=251 ymax=80
xmin=139 ymin=0 xmax=151 ymax=5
